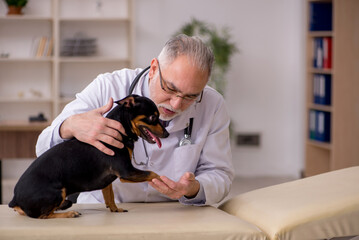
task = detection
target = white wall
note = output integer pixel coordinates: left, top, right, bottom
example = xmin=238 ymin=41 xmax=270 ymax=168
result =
xmin=133 ymin=0 xmax=306 ymax=177
xmin=2 ymin=0 xmax=306 ymax=179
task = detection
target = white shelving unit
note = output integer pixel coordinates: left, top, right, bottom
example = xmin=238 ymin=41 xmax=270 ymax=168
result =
xmin=0 ymin=0 xmax=134 ymax=125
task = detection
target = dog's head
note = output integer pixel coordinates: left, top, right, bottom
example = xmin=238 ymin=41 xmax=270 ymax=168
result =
xmin=109 ymin=95 xmax=169 ymax=148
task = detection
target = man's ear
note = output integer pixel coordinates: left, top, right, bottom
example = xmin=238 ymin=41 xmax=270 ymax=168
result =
xmin=115 ymin=95 xmax=140 ymax=108
xmin=148 ymin=58 xmax=158 ymax=80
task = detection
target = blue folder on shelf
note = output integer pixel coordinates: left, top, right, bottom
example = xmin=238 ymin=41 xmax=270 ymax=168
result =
xmin=309 ymin=2 xmax=333 ymax=31
xmin=309 ymin=110 xmax=331 ymax=143
xmin=309 ymin=110 xmax=317 ymax=140
xmin=316 ymin=110 xmax=330 ymax=142
xmin=313 ymin=38 xmax=323 ymax=68
xmin=313 ymin=74 xmax=331 ymax=105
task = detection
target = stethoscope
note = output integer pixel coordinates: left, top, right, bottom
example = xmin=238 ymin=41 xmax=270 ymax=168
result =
xmin=129 ymin=66 xmax=194 ymax=166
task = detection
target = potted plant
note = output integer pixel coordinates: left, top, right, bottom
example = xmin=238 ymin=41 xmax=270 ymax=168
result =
xmin=4 ymin=0 xmax=28 ymax=15
xmin=176 ymin=18 xmax=237 ymax=138
xmin=175 ymin=18 xmax=237 ymax=97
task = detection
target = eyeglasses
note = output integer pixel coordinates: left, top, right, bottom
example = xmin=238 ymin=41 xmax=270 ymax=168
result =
xmin=157 ymin=60 xmax=203 ymax=103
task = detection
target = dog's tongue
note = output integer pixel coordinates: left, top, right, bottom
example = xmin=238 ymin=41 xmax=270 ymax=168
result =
xmin=147 ymin=130 xmax=162 ymax=148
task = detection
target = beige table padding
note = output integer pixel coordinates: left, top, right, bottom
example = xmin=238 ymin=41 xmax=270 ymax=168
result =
xmin=0 ymin=202 xmax=266 ymax=240
xmin=219 ymin=167 xmax=359 ymax=240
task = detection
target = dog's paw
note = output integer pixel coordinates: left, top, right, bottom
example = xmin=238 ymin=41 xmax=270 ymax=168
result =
xmin=117 ymin=208 xmax=128 ymax=213
xmin=148 ymin=171 xmax=161 ymax=181
xmin=109 ymin=207 xmax=119 ymax=212
xmin=40 ymin=210 xmax=82 ymax=219
xmin=106 ymin=203 xmax=120 ymax=212
xmin=68 ymin=211 xmax=82 ymax=218
xmin=106 ymin=204 xmax=128 ymax=213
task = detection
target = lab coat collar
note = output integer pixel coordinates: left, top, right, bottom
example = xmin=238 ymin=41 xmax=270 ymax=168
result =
xmin=166 ymin=103 xmax=196 ymax=133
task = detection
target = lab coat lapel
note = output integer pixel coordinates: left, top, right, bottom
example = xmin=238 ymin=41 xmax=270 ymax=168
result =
xmin=166 ymin=103 xmax=196 ymax=133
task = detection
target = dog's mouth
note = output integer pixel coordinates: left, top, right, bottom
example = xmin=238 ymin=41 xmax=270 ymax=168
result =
xmin=139 ymin=126 xmax=162 ymax=148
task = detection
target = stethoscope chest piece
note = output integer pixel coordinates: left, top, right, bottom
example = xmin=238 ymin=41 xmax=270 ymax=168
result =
xmin=178 ymin=118 xmax=194 ymax=147
xmin=179 ymin=134 xmax=192 ymax=147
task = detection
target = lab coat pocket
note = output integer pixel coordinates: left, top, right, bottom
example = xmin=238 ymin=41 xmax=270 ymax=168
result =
xmin=173 ymin=144 xmax=202 ymax=181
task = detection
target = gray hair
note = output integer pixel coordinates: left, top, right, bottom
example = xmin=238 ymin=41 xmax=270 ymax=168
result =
xmin=158 ymin=34 xmax=214 ymax=78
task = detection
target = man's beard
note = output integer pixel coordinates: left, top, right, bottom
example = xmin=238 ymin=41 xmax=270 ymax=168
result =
xmin=157 ymin=103 xmax=182 ymax=121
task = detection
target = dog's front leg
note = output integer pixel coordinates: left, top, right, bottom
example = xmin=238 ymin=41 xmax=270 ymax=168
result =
xmin=120 ymin=170 xmax=161 ymax=183
xmin=102 ymin=184 xmax=127 ymax=213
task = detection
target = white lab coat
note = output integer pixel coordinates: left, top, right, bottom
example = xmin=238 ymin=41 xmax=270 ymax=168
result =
xmin=36 ymin=68 xmax=234 ymax=206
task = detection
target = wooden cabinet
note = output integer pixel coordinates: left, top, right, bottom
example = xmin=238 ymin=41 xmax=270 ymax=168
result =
xmin=305 ymin=0 xmax=359 ymax=176
xmin=0 ymin=0 xmax=134 ymax=125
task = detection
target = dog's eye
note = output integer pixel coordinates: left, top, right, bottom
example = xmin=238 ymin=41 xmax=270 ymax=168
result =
xmin=148 ymin=115 xmax=157 ymax=123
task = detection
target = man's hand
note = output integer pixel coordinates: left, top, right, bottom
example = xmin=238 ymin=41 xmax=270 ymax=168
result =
xmin=149 ymin=172 xmax=200 ymax=200
xmin=60 ymin=98 xmax=126 ymax=156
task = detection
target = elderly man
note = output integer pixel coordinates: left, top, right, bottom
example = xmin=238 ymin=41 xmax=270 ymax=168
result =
xmin=36 ymin=34 xmax=234 ymax=206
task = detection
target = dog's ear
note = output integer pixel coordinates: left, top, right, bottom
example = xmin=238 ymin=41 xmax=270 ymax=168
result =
xmin=115 ymin=96 xmax=138 ymax=108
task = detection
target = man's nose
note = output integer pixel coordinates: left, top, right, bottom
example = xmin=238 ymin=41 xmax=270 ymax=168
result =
xmin=170 ymin=96 xmax=183 ymax=110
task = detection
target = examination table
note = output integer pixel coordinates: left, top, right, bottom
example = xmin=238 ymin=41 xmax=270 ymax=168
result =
xmin=0 ymin=166 xmax=358 ymax=240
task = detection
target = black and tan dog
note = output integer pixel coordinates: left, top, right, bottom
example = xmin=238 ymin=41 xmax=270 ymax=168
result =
xmin=9 ymin=95 xmax=169 ymax=219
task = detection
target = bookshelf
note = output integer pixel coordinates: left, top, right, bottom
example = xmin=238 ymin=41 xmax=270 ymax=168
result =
xmin=0 ymin=0 xmax=134 ymax=128
xmin=305 ymin=0 xmax=359 ymax=176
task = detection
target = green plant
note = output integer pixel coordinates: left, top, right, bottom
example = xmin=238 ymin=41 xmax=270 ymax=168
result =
xmin=4 ymin=0 xmax=28 ymax=7
xmin=176 ymin=18 xmax=237 ymax=97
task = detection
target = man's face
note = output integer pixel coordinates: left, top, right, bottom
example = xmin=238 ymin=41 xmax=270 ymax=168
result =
xmin=148 ymin=55 xmax=208 ymax=121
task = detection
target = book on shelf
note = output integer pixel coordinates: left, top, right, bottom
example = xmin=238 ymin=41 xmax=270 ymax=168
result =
xmin=313 ymin=74 xmax=331 ymax=105
xmin=313 ymin=37 xmax=332 ymax=69
xmin=313 ymin=37 xmax=323 ymax=68
xmin=45 ymin=38 xmax=54 ymax=57
xmin=36 ymin=37 xmax=47 ymax=57
xmin=309 ymin=1 xmax=332 ymax=31
xmin=323 ymin=37 xmax=332 ymax=69
xmin=32 ymin=36 xmax=54 ymax=58
xmin=309 ymin=109 xmax=331 ymax=143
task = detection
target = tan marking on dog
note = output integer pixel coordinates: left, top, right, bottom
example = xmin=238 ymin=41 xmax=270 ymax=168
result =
xmin=119 ymin=96 xmax=135 ymax=108
xmin=13 ymin=206 xmax=26 ymax=216
xmin=102 ymin=184 xmax=117 ymax=212
xmin=40 ymin=210 xmax=81 ymax=219
xmin=131 ymin=115 xmax=146 ymax=136
xmin=120 ymin=171 xmax=160 ymax=183
xmin=38 ymin=188 xmax=81 ymax=219
xmin=131 ymin=115 xmax=167 ymax=139
xmin=127 ymin=147 xmax=133 ymax=161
